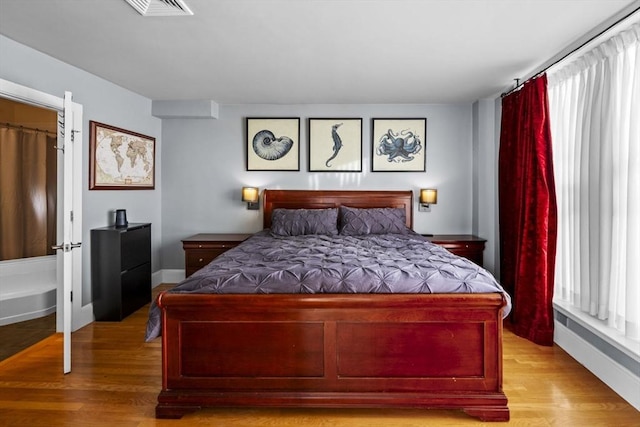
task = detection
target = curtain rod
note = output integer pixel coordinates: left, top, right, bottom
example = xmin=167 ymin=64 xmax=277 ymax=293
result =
xmin=1 ymin=122 xmax=57 ymax=136
xmin=501 ymin=5 xmax=640 ymax=98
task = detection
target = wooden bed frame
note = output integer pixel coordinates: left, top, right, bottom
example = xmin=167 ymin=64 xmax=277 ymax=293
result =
xmin=155 ymin=190 xmax=509 ymax=421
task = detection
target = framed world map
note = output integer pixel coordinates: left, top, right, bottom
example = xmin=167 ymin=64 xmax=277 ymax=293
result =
xmin=89 ymin=121 xmax=155 ymax=190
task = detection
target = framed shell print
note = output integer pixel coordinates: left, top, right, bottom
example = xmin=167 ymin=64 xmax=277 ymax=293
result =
xmin=246 ymin=117 xmax=300 ymax=171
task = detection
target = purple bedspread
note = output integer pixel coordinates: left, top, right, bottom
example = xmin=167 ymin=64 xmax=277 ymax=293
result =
xmin=145 ymin=230 xmax=511 ymax=341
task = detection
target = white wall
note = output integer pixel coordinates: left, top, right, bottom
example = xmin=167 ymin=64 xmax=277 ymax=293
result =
xmin=472 ymin=99 xmax=500 ymax=276
xmin=161 ymin=103 xmax=475 ymax=268
xmin=0 ymin=35 xmax=162 ymax=306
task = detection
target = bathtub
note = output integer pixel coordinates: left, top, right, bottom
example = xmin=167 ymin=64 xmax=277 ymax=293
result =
xmin=0 ymin=256 xmax=57 ymax=326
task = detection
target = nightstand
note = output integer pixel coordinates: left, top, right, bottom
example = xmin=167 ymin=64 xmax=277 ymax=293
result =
xmin=425 ymin=234 xmax=487 ymax=267
xmin=182 ymin=233 xmax=252 ymax=277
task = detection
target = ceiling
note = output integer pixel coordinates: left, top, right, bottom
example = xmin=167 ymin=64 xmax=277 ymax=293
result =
xmin=0 ymin=0 xmax=638 ymax=104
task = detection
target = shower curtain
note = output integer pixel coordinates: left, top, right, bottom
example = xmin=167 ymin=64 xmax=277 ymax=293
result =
xmin=0 ymin=125 xmax=57 ymax=260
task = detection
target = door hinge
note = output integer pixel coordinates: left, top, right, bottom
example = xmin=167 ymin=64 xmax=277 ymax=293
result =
xmin=70 ymin=291 xmax=73 ymax=302
xmin=70 ymin=210 xmax=74 ymax=222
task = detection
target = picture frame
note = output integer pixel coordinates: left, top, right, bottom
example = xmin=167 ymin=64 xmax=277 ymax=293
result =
xmin=308 ymin=118 xmax=362 ymax=172
xmin=89 ymin=121 xmax=155 ymax=190
xmin=246 ymin=117 xmax=300 ymax=171
xmin=371 ymin=118 xmax=426 ymax=172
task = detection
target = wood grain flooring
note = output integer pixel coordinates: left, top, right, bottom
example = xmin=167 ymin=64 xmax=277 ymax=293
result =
xmin=0 ymin=285 xmax=638 ymax=426
xmin=0 ymin=313 xmax=56 ymax=361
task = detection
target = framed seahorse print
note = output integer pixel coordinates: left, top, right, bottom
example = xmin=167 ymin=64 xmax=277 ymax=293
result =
xmin=308 ymin=118 xmax=362 ymax=172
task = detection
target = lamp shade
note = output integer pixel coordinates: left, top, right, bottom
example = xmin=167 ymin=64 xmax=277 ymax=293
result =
xmin=420 ymin=188 xmax=438 ymax=205
xmin=241 ymin=186 xmax=259 ymax=203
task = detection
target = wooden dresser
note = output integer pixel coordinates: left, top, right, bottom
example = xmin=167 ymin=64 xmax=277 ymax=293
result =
xmin=426 ymin=234 xmax=487 ymax=267
xmin=182 ymin=233 xmax=252 ymax=277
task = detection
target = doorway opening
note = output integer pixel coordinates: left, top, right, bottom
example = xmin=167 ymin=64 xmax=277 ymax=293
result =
xmin=0 ymin=97 xmax=58 ymax=361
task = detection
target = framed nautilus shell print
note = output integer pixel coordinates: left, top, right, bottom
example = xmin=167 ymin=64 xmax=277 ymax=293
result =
xmin=246 ymin=118 xmax=300 ymax=171
xmin=371 ymin=118 xmax=427 ymax=172
xmin=308 ymin=118 xmax=362 ymax=172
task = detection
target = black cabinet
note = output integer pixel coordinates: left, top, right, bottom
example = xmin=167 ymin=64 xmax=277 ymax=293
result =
xmin=91 ymin=223 xmax=151 ymax=321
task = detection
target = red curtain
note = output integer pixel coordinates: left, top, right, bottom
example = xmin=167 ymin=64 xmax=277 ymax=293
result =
xmin=499 ymin=74 xmax=557 ymax=346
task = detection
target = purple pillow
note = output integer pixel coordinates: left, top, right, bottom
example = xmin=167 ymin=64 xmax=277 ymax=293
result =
xmin=270 ymin=208 xmax=338 ymax=236
xmin=339 ymin=206 xmax=409 ymax=235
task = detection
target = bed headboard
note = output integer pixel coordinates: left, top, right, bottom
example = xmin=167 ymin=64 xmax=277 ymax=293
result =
xmin=262 ymin=190 xmax=413 ymax=229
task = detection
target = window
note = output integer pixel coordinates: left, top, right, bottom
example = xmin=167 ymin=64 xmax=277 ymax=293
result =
xmin=548 ymin=23 xmax=639 ymax=344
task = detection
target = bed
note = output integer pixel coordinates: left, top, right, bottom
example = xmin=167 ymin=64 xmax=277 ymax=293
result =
xmin=149 ymin=190 xmax=511 ymax=421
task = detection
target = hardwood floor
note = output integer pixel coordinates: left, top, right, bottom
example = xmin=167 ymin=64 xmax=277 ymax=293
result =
xmin=0 ymin=285 xmax=637 ymax=426
xmin=0 ymin=313 xmax=56 ymax=361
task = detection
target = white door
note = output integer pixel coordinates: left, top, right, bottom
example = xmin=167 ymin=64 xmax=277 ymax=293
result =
xmin=0 ymin=79 xmax=84 ymax=374
xmin=52 ymin=91 xmax=83 ymax=373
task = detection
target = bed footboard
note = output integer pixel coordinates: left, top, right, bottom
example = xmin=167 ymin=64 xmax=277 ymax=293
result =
xmin=156 ymin=293 xmax=509 ymax=421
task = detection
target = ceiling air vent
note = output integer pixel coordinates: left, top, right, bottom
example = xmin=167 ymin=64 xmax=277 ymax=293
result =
xmin=125 ymin=0 xmax=193 ymax=16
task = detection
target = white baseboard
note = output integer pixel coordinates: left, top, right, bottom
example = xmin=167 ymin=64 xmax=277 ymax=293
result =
xmin=554 ymin=320 xmax=640 ymax=410
xmin=72 ymin=303 xmax=94 ymax=332
xmin=153 ymin=269 xmax=184 ymax=287
xmin=0 ymin=304 xmax=56 ymax=327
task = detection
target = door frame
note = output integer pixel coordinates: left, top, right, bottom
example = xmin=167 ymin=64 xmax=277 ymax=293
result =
xmin=0 ymin=78 xmax=87 ymax=370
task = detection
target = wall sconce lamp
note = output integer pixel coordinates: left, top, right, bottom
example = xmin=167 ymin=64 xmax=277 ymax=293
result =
xmin=241 ymin=186 xmax=259 ymax=210
xmin=419 ymin=188 xmax=438 ymax=212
